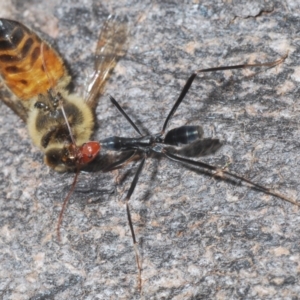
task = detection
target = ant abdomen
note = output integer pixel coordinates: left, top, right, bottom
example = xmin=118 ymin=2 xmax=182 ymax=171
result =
xmin=164 ymin=125 xmax=203 ymax=146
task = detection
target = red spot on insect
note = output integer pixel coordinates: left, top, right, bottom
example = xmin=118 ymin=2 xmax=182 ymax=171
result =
xmin=78 ymin=141 xmax=101 ymax=165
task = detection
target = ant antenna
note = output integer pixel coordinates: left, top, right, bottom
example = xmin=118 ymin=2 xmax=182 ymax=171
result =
xmin=56 ymin=101 xmax=80 ymax=241
xmin=41 ymin=42 xmax=83 ymax=241
xmin=56 ymin=170 xmax=80 ymax=241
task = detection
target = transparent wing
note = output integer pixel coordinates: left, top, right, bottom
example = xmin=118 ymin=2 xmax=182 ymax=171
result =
xmin=84 ymin=16 xmax=129 ymax=108
xmin=0 ymin=84 xmax=28 ymax=122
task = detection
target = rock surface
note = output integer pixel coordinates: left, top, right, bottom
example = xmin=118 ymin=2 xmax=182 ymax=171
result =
xmin=0 ymin=1 xmax=300 ymax=299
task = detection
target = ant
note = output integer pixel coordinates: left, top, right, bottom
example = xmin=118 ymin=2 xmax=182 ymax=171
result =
xmin=96 ymin=53 xmax=299 ymax=290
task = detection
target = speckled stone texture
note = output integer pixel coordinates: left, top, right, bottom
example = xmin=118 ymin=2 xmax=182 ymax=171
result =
xmin=0 ymin=1 xmax=300 ymax=299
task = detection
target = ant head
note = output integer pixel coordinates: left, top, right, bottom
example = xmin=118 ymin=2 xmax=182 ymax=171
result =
xmin=55 ymin=140 xmax=101 ymax=241
xmin=78 ymin=141 xmax=101 ymax=165
xmin=63 ymin=142 xmax=101 ymax=167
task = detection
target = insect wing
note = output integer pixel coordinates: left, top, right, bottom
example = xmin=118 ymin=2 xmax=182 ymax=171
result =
xmin=84 ymin=16 xmax=129 ymax=108
xmin=0 ymin=83 xmax=28 ymax=121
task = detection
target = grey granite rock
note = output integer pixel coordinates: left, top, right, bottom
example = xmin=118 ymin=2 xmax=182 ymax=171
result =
xmin=0 ymin=1 xmax=300 ymax=299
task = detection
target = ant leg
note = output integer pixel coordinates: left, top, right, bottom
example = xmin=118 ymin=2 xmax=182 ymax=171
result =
xmin=102 ymin=150 xmax=137 ymax=172
xmin=161 ymin=54 xmax=287 ymax=134
xmin=109 ymin=96 xmax=143 ymax=136
xmin=124 ymin=155 xmax=146 ymax=291
xmin=162 ymin=73 xmax=197 ymax=133
xmin=165 ymin=138 xmax=222 ymax=157
xmin=195 ymin=54 xmax=287 ymax=75
xmin=163 ymin=150 xmax=300 ymax=207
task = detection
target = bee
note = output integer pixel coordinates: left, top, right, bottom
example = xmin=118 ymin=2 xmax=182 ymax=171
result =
xmin=0 ymin=17 xmax=129 ymax=242
xmin=0 ymin=17 xmax=128 ymax=172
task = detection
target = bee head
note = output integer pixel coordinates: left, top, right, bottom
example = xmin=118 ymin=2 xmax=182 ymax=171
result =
xmin=44 ymin=142 xmax=101 ymax=172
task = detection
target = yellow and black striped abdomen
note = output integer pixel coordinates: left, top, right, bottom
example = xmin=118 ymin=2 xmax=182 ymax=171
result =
xmin=0 ymin=19 xmax=67 ymax=101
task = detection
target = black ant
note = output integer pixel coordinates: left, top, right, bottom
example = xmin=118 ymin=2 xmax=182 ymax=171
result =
xmin=96 ymin=54 xmax=298 ymax=291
